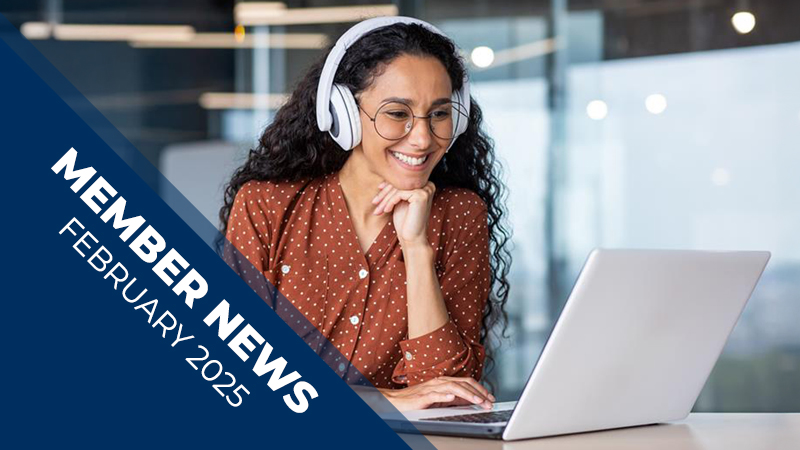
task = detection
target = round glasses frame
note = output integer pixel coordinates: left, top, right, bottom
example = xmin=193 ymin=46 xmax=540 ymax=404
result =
xmin=358 ymin=101 xmax=468 ymax=141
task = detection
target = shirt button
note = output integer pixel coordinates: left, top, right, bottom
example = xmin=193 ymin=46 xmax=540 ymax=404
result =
xmin=281 ymin=265 xmax=290 ymax=274
xmin=358 ymin=268 xmax=368 ymax=279
xmin=349 ymin=315 xmax=359 ymax=325
xmin=405 ymin=351 xmax=413 ymax=361
xmin=338 ymin=362 xmax=346 ymax=372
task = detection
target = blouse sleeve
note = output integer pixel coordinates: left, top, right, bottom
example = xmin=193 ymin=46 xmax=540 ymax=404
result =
xmin=223 ymin=182 xmax=274 ymax=302
xmin=392 ymin=201 xmax=491 ymax=386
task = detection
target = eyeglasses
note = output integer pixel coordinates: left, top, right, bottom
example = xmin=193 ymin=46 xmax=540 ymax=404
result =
xmin=358 ymin=100 xmax=468 ymax=141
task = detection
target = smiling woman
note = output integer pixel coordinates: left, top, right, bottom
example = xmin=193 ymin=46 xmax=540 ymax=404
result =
xmin=218 ymin=17 xmax=512 ymax=412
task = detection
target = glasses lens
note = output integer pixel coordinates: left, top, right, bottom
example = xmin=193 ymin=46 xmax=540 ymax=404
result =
xmin=429 ymin=102 xmax=457 ymax=140
xmin=373 ymin=101 xmax=468 ymax=140
xmin=375 ymin=102 xmax=413 ymax=140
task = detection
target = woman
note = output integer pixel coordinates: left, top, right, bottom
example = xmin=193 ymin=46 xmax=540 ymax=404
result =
xmin=219 ymin=18 xmax=511 ymax=412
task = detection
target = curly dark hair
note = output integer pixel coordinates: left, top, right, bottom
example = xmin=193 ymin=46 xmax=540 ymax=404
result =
xmin=219 ymin=22 xmax=512 ymax=384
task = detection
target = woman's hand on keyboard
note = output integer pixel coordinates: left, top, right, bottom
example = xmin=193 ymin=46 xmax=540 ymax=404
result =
xmin=379 ymin=376 xmax=495 ymax=411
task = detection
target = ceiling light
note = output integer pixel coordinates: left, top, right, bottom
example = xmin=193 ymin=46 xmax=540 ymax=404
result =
xmin=20 ymin=22 xmax=195 ymax=42
xmin=20 ymin=22 xmax=51 ymax=39
xmin=645 ymin=94 xmax=668 ymax=115
xmin=470 ymin=46 xmax=495 ymax=68
xmin=731 ymin=11 xmax=756 ymax=34
xmin=586 ymin=100 xmax=608 ymax=120
xmin=234 ymin=2 xmax=288 ymax=24
xmin=130 ymin=32 xmax=328 ymax=49
xmin=55 ymin=24 xmax=195 ymax=41
xmin=235 ymin=4 xmax=398 ymax=26
xmin=199 ymin=92 xmax=289 ymax=110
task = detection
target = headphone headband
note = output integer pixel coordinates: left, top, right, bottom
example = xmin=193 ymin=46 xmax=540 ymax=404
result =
xmin=316 ymin=16 xmax=470 ymax=133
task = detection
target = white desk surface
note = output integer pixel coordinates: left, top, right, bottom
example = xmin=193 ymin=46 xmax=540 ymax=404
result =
xmin=419 ymin=413 xmax=800 ymax=450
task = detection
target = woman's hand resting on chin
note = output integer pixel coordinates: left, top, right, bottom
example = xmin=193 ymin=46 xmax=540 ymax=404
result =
xmin=372 ymin=181 xmax=436 ymax=249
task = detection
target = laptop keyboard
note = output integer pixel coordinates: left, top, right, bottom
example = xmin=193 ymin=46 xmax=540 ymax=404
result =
xmin=424 ymin=409 xmax=512 ymax=424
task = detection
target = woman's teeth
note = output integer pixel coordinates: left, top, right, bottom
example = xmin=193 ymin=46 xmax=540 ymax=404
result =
xmin=391 ymin=151 xmax=428 ymax=166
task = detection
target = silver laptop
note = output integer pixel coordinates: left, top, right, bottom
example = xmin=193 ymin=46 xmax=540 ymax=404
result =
xmin=391 ymin=249 xmax=770 ymax=440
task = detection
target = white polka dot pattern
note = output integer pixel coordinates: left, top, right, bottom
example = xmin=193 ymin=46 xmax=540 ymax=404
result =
xmin=225 ymin=172 xmax=490 ymax=388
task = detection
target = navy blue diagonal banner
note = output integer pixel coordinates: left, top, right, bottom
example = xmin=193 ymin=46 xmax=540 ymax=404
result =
xmin=0 ymin=14 xmax=437 ymax=449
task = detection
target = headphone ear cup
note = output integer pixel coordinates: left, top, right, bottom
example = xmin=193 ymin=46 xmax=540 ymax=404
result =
xmin=341 ymin=85 xmax=361 ymax=149
xmin=447 ymin=90 xmax=468 ymax=151
xmin=328 ymin=84 xmax=361 ymax=150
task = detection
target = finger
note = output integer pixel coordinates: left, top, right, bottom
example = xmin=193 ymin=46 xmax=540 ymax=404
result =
xmin=373 ymin=188 xmax=397 ymax=215
xmin=438 ymin=381 xmax=492 ymax=409
xmin=374 ymin=189 xmax=397 ymax=215
xmin=377 ymin=186 xmax=428 ymax=214
xmin=444 ymin=377 xmax=495 ymax=402
xmin=439 ymin=396 xmax=473 ymax=407
xmin=384 ymin=189 xmax=420 ymax=213
xmin=420 ymin=185 xmax=436 ymax=203
xmin=377 ymin=188 xmax=416 ymax=214
xmin=436 ymin=378 xmax=493 ymax=409
xmin=416 ymin=391 xmax=455 ymax=410
xmin=442 ymin=377 xmax=492 ymax=399
xmin=383 ymin=192 xmax=406 ymax=213
xmin=451 ymin=381 xmax=493 ymax=409
xmin=429 ymin=396 xmax=472 ymax=409
xmin=452 ymin=380 xmax=486 ymax=400
xmin=372 ymin=183 xmax=394 ymax=205
xmin=372 ymin=184 xmax=392 ymax=204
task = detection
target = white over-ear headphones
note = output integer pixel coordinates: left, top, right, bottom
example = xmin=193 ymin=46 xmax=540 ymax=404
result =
xmin=315 ymin=16 xmax=471 ymax=151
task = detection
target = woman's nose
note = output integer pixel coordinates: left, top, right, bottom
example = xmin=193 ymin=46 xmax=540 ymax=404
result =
xmin=405 ymin=117 xmax=433 ymax=149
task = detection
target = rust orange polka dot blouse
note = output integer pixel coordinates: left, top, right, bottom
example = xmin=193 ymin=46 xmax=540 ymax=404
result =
xmin=225 ymin=171 xmax=490 ymax=389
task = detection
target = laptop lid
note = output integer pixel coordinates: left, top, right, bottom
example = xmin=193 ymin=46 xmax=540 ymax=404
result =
xmin=503 ymin=249 xmax=770 ymax=440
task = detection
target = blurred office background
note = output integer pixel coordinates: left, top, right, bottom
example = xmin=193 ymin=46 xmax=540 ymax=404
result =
xmin=3 ymin=0 xmax=798 ymax=411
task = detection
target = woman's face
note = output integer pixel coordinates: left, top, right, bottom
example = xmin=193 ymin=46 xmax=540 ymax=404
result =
xmin=354 ymin=54 xmax=454 ymax=191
